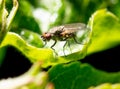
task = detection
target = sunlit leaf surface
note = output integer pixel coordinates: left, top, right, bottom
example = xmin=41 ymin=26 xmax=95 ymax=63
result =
xmin=89 ymin=83 xmax=120 ymax=89
xmin=87 ymin=9 xmax=120 ymax=55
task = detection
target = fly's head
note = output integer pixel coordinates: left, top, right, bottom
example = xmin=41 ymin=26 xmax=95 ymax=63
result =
xmin=41 ymin=32 xmax=52 ymax=41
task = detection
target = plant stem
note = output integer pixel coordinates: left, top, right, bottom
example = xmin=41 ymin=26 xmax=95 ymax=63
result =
xmin=6 ymin=0 xmax=18 ymax=30
xmin=0 ymin=0 xmax=18 ymax=44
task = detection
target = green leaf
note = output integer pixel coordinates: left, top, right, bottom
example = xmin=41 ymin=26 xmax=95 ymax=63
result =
xmin=0 ymin=32 xmax=55 ymax=67
xmin=89 ymin=83 xmax=120 ymax=89
xmin=0 ymin=0 xmax=4 ymax=24
xmin=0 ymin=47 xmax=6 ymax=66
xmin=0 ymin=28 xmax=91 ymax=67
xmin=87 ymin=9 xmax=120 ymax=55
xmin=19 ymin=29 xmax=43 ymax=47
xmin=48 ymin=62 xmax=120 ymax=89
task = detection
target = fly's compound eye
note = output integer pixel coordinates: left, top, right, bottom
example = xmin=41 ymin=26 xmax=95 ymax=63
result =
xmin=41 ymin=33 xmax=51 ymax=41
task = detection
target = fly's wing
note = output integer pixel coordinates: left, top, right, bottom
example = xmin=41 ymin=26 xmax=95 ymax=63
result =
xmin=49 ymin=23 xmax=86 ymax=34
xmin=62 ymin=23 xmax=86 ymax=33
xmin=49 ymin=26 xmax=64 ymax=34
xmin=63 ymin=23 xmax=86 ymax=28
xmin=62 ymin=23 xmax=88 ymax=44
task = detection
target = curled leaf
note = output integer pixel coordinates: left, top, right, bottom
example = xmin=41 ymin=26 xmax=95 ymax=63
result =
xmin=87 ymin=9 xmax=120 ymax=55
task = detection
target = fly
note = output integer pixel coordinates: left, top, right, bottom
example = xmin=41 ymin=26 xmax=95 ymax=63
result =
xmin=41 ymin=23 xmax=87 ymax=55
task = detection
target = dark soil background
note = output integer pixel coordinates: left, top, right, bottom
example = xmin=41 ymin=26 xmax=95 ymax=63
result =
xmin=0 ymin=46 xmax=32 ymax=79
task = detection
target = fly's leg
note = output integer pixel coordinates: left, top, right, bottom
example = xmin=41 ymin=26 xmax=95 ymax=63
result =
xmin=63 ymin=40 xmax=72 ymax=56
xmin=73 ymin=37 xmax=86 ymax=46
xmin=67 ymin=40 xmax=72 ymax=54
xmin=43 ymin=41 xmax=47 ymax=47
xmin=51 ymin=40 xmax=57 ymax=48
xmin=73 ymin=37 xmax=83 ymax=44
xmin=51 ymin=40 xmax=58 ymax=55
xmin=63 ymin=41 xmax=67 ymax=56
xmin=62 ymin=37 xmax=69 ymax=56
xmin=73 ymin=37 xmax=81 ymax=44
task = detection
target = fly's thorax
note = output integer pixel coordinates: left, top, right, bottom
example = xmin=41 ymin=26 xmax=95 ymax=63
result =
xmin=50 ymin=33 xmax=64 ymax=41
xmin=47 ymin=26 xmax=64 ymax=41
